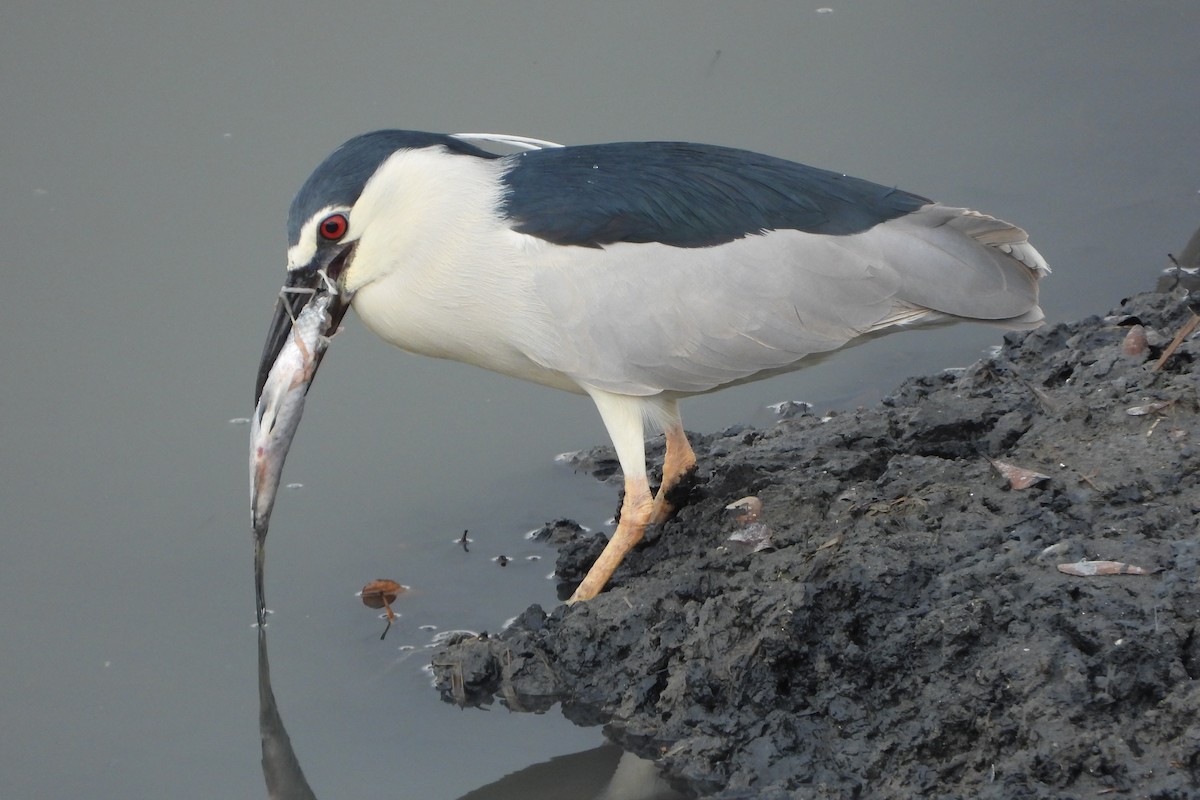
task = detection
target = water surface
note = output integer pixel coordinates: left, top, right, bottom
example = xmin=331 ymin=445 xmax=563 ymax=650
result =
xmin=2 ymin=2 xmax=1197 ymax=797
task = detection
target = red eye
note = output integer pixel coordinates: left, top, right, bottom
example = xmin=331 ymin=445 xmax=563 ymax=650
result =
xmin=319 ymin=213 xmax=348 ymax=240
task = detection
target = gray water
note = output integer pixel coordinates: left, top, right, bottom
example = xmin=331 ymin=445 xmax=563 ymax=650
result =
xmin=2 ymin=2 xmax=1197 ymax=798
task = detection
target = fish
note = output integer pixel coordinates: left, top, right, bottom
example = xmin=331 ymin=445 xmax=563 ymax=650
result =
xmin=250 ymin=289 xmax=341 ymax=625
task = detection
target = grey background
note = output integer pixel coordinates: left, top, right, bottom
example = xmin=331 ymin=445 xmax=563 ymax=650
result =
xmin=2 ymin=2 xmax=1197 ymax=798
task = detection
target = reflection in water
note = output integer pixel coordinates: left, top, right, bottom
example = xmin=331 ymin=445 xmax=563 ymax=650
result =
xmin=256 ymin=632 xmax=680 ymax=799
xmin=257 ymin=631 xmax=318 ymax=800
xmin=595 ymin=752 xmax=687 ymax=800
xmin=455 ymin=746 xmax=684 ymax=800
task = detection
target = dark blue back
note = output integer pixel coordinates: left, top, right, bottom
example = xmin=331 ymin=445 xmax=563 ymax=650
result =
xmin=502 ymin=141 xmax=930 ymax=248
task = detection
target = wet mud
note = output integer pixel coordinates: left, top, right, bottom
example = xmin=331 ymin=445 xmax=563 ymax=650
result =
xmin=433 ymin=286 xmax=1200 ymax=799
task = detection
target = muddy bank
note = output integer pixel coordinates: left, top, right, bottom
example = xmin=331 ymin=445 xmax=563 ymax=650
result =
xmin=433 ymin=286 xmax=1200 ymax=799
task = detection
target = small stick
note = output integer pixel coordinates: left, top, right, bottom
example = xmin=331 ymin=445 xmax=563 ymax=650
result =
xmin=1153 ymin=312 xmax=1200 ymax=371
xmin=380 ymin=608 xmax=393 ymax=640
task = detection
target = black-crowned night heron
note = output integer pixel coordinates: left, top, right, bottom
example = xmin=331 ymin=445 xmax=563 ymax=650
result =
xmin=251 ymin=130 xmax=1048 ymax=623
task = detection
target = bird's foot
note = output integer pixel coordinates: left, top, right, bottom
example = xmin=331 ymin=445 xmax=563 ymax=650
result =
xmin=568 ymin=493 xmax=652 ymax=602
xmin=649 ymin=464 xmax=698 ymax=524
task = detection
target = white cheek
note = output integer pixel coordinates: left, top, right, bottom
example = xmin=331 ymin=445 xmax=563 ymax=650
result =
xmin=287 ymin=237 xmax=316 ymax=269
xmin=342 ymin=227 xmax=394 ymax=292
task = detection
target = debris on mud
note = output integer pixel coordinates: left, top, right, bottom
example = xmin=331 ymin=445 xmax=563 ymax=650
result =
xmin=433 ymin=286 xmax=1200 ymax=799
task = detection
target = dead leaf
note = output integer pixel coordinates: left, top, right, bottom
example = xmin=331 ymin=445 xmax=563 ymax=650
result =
xmin=987 ymin=457 xmax=1051 ymax=489
xmin=1125 ymin=400 xmax=1173 ymax=416
xmin=1056 ymin=560 xmax=1154 ymax=577
xmin=816 ymin=534 xmax=842 ymax=552
xmin=1038 ymin=541 xmax=1071 ymax=559
xmin=725 ymin=497 xmax=774 ymax=552
xmin=360 ymin=579 xmax=406 ymax=639
xmin=727 ymin=523 xmax=774 ymax=552
xmin=361 ymin=579 xmax=404 ymax=609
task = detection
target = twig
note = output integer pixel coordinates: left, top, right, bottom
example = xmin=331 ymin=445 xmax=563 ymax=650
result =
xmin=1152 ymin=312 xmax=1200 ymax=371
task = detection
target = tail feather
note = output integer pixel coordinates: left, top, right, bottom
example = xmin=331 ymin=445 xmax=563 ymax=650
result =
xmin=951 ymin=209 xmax=1051 ymax=277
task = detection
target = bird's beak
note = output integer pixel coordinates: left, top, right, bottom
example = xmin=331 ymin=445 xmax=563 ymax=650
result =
xmin=250 ymin=262 xmax=352 ymax=624
xmin=254 ymin=267 xmax=351 ymax=404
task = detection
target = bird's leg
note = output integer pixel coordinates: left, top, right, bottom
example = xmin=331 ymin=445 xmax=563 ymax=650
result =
xmin=569 ymin=472 xmax=654 ymax=602
xmin=650 ymin=422 xmax=696 ymax=524
xmin=571 ymin=427 xmax=694 ymax=601
xmin=571 ymin=390 xmax=657 ymax=602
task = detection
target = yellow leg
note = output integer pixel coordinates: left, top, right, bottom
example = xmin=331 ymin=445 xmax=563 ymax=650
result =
xmin=569 ymin=472 xmax=654 ymax=602
xmin=570 ymin=392 xmax=697 ymax=602
xmin=650 ymin=422 xmax=696 ymax=524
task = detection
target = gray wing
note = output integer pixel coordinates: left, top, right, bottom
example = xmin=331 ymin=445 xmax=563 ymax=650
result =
xmin=521 ymin=204 xmax=1047 ymax=396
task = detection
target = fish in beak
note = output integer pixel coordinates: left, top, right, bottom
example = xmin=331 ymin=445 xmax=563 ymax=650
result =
xmin=251 ymin=268 xmax=351 ymax=625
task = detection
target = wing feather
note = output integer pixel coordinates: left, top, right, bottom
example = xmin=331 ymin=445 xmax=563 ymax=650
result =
xmin=520 ymin=204 xmax=1045 ymax=396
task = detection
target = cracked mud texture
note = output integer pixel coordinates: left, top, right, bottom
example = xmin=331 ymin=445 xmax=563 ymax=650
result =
xmin=432 ymin=287 xmax=1200 ymax=799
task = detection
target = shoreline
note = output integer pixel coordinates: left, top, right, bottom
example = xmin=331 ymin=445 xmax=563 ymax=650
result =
xmin=434 ymin=285 xmax=1199 ymax=799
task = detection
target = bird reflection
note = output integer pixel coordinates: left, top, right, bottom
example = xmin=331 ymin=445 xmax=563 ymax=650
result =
xmin=455 ymin=745 xmax=684 ymax=800
xmin=257 ymin=630 xmax=318 ymax=800
xmin=255 ymin=631 xmax=681 ymax=799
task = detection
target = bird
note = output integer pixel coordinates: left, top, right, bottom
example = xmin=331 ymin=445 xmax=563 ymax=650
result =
xmin=252 ymin=129 xmax=1048 ymax=612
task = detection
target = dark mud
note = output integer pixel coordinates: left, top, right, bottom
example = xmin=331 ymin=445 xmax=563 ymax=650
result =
xmin=433 ymin=287 xmax=1200 ymax=799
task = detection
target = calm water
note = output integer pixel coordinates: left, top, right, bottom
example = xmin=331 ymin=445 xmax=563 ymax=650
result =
xmin=2 ymin=2 xmax=1197 ymax=797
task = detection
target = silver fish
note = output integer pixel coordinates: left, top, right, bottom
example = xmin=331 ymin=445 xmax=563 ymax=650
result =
xmin=250 ymin=290 xmax=340 ymax=624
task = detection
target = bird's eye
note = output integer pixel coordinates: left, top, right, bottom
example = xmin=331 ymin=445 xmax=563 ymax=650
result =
xmin=319 ymin=213 xmax=348 ymax=241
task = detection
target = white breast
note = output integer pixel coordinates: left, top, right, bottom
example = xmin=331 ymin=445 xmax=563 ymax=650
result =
xmin=346 ymin=148 xmax=582 ymax=392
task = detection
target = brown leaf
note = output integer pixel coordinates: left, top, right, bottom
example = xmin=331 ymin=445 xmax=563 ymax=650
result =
xmin=360 ymin=579 xmax=406 ymax=640
xmin=987 ymin=457 xmax=1050 ymax=490
xmin=360 ymin=579 xmax=405 ymax=609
